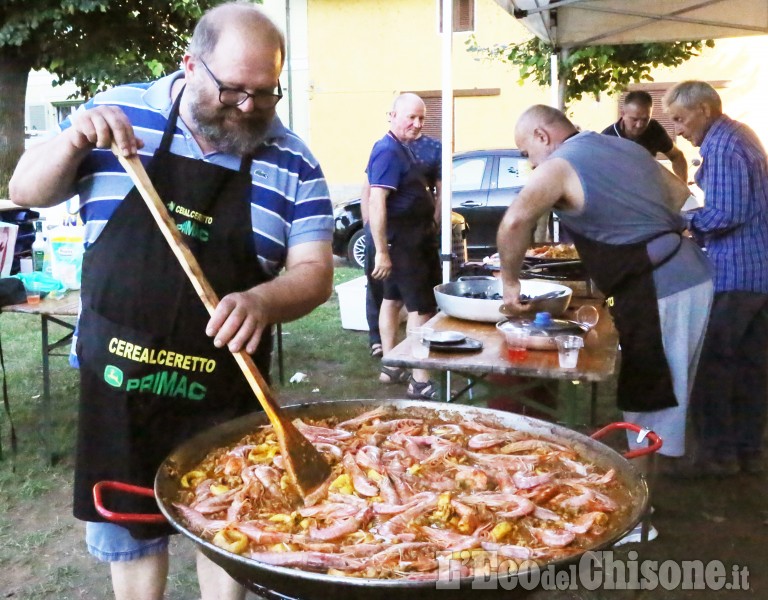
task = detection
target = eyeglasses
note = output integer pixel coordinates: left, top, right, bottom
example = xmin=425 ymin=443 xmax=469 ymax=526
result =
xmin=198 ymin=59 xmax=283 ymax=109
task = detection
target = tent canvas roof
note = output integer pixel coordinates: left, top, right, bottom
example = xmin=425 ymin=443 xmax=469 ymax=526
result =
xmin=495 ymin=0 xmax=768 ymax=47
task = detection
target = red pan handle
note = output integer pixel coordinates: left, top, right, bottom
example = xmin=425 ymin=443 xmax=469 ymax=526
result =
xmin=590 ymin=422 xmax=663 ymax=459
xmin=93 ymin=481 xmax=167 ymax=524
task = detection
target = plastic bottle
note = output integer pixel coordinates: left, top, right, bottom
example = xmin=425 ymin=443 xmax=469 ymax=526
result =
xmin=32 ymin=220 xmax=46 ymax=272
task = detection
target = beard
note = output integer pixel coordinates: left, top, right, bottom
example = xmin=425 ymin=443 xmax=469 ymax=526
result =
xmin=186 ymin=84 xmax=274 ymax=155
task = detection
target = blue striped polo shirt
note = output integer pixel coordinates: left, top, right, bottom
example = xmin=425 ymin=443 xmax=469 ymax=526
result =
xmin=63 ymin=72 xmax=333 ymax=366
xmin=61 ymin=71 xmax=333 ymax=278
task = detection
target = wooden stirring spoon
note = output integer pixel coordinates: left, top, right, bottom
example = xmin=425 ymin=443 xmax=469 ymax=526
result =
xmin=110 ymin=144 xmax=331 ymax=498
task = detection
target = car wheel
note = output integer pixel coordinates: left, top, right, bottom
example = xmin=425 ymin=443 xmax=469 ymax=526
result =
xmin=347 ymin=229 xmax=366 ymax=269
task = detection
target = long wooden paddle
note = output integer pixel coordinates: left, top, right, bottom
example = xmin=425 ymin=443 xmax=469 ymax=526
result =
xmin=110 ymin=144 xmax=330 ymax=498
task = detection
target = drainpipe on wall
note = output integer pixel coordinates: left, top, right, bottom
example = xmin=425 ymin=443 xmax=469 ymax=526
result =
xmin=285 ymin=0 xmax=294 ymax=130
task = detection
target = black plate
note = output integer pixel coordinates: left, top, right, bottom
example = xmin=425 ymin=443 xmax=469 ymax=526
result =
xmin=425 ymin=330 xmax=466 ymax=345
xmin=521 ymin=260 xmax=587 ymax=280
xmin=427 ymin=337 xmax=483 ymax=352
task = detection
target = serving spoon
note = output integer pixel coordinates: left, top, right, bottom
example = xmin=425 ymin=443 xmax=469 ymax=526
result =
xmin=110 ymin=144 xmax=331 ymax=499
xmin=499 ymin=289 xmax=570 ymax=315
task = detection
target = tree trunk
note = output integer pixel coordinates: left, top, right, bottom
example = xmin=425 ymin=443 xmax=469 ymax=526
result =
xmin=0 ymin=48 xmax=34 ymax=199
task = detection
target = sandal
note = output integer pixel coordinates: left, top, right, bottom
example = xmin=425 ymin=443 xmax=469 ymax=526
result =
xmin=380 ymin=366 xmax=409 ymax=384
xmin=370 ymin=343 xmax=383 ymax=358
xmin=407 ymin=377 xmax=438 ymax=400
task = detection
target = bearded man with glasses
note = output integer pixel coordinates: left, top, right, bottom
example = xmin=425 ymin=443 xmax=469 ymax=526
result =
xmin=10 ymin=3 xmax=334 ymax=599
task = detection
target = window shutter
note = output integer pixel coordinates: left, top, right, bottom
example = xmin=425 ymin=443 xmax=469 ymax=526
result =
xmin=27 ymin=105 xmax=47 ymax=132
xmin=439 ymin=0 xmax=474 ymax=33
xmin=421 ymin=96 xmax=443 ymax=141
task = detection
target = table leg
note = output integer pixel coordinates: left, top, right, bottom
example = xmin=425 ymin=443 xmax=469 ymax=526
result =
xmin=40 ymin=315 xmax=53 ymax=465
xmin=565 ymin=380 xmax=578 ymax=428
xmin=277 ymin=323 xmax=285 ymax=385
xmin=37 ymin=314 xmax=76 ymax=466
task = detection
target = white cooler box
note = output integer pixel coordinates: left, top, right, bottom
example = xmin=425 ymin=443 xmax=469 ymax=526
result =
xmin=335 ymin=275 xmax=369 ymax=331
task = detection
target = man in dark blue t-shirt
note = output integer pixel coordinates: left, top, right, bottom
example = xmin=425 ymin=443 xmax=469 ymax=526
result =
xmin=602 ymin=90 xmax=688 ymax=182
xmin=366 ymin=93 xmax=441 ymax=399
xmin=361 ymin=133 xmax=441 ymax=359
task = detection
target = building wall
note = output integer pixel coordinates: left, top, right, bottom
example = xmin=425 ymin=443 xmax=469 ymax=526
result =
xmin=23 ymin=1 xmax=768 ymax=205
xmin=305 ymin=0 xmax=768 ymax=203
xmin=306 ymin=0 xmax=547 ymax=202
xmin=24 ymin=70 xmax=81 ymax=136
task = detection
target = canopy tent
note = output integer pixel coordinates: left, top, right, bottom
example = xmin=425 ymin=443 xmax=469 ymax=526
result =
xmin=494 ymin=0 xmax=768 ymax=48
xmin=437 ymin=0 xmax=768 ymax=282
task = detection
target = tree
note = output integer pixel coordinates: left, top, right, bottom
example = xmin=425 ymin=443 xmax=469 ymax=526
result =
xmin=0 ymin=0 xmax=229 ymax=197
xmin=467 ymin=36 xmax=715 ymax=111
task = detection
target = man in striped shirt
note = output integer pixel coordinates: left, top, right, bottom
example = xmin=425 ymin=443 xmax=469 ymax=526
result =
xmin=665 ymin=81 xmax=768 ymax=476
xmin=10 ymin=3 xmax=333 ymax=599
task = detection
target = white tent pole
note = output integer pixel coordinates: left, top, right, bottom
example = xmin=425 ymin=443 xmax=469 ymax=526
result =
xmin=440 ymin=0 xmax=453 ymax=284
xmin=550 ymin=51 xmax=559 ymax=107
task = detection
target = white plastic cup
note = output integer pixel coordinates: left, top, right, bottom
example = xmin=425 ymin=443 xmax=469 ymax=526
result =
xmin=408 ymin=327 xmax=433 ymax=359
xmin=555 ymin=334 xmax=584 ymax=369
xmin=505 ymin=328 xmax=528 ymax=362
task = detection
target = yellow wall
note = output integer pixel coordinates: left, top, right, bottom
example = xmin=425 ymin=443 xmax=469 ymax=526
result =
xmin=307 ymin=0 xmax=550 ymax=198
xmin=306 ymin=0 xmax=768 ymax=199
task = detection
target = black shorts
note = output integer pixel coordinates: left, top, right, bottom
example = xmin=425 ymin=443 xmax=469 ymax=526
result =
xmin=382 ymin=224 xmax=440 ymax=314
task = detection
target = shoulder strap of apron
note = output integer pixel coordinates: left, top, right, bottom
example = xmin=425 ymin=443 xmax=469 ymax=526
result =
xmin=160 ymin=85 xmax=252 ymax=174
xmin=388 ymin=132 xmax=432 ymax=192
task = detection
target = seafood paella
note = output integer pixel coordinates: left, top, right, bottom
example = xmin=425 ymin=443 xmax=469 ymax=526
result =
xmin=172 ymin=407 xmax=632 ymax=580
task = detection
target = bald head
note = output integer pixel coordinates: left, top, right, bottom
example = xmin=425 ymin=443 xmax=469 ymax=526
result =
xmin=392 ymin=93 xmax=425 ymax=115
xmin=516 ymin=105 xmax=577 ymax=140
xmin=515 ymin=105 xmax=578 ymax=167
xmin=390 ymin=93 xmax=426 ymax=142
xmin=189 ymin=1 xmax=286 ymax=66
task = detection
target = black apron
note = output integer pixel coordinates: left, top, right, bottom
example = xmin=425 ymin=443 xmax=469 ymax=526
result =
xmin=564 ymin=228 xmax=681 ymax=412
xmin=386 ymin=134 xmax=438 ymax=252
xmin=73 ymin=89 xmax=272 ymax=538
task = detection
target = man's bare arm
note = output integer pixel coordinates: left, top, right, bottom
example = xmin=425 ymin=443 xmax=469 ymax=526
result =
xmin=665 ymin=144 xmax=689 ymax=183
xmin=360 ymin=180 xmax=371 ymax=224
xmin=10 ymin=105 xmax=143 ymax=208
xmin=368 ymin=186 xmax=392 ymax=280
xmin=206 ymin=241 xmax=334 ymax=354
xmin=433 ymin=179 xmax=442 ymax=226
xmin=497 ymin=159 xmax=576 ymax=313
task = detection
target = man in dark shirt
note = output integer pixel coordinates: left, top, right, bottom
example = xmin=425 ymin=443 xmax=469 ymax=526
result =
xmin=366 ymin=93 xmax=441 ymax=399
xmin=602 ymin=90 xmax=688 ymax=182
xmin=360 ymin=132 xmax=441 ymax=359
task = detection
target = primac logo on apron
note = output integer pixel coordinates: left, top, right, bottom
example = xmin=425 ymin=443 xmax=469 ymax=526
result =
xmin=105 ymin=337 xmax=216 ymax=401
xmin=167 ymin=201 xmax=214 ymax=243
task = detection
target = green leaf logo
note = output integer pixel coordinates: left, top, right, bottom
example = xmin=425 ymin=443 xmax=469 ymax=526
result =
xmin=167 ymin=201 xmax=176 ymax=212
xmin=104 ymin=365 xmax=124 ymax=388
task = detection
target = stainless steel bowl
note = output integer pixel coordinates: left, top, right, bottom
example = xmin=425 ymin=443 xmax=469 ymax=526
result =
xmin=434 ymin=277 xmax=572 ymax=322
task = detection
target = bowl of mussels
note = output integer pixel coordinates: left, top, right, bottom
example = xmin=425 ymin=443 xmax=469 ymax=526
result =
xmin=434 ymin=277 xmax=572 ymax=323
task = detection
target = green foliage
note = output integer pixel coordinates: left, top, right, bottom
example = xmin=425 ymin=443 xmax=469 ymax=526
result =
xmin=466 ymin=35 xmax=715 ymax=108
xmin=0 ymin=0 xmax=233 ymax=98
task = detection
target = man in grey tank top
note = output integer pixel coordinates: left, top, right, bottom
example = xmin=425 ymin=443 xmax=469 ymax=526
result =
xmin=497 ymin=106 xmax=713 ymax=497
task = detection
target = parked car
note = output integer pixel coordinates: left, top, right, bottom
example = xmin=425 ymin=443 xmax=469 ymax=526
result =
xmin=332 ymin=148 xmax=528 ymax=268
xmin=332 ymin=199 xmax=366 ymax=267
